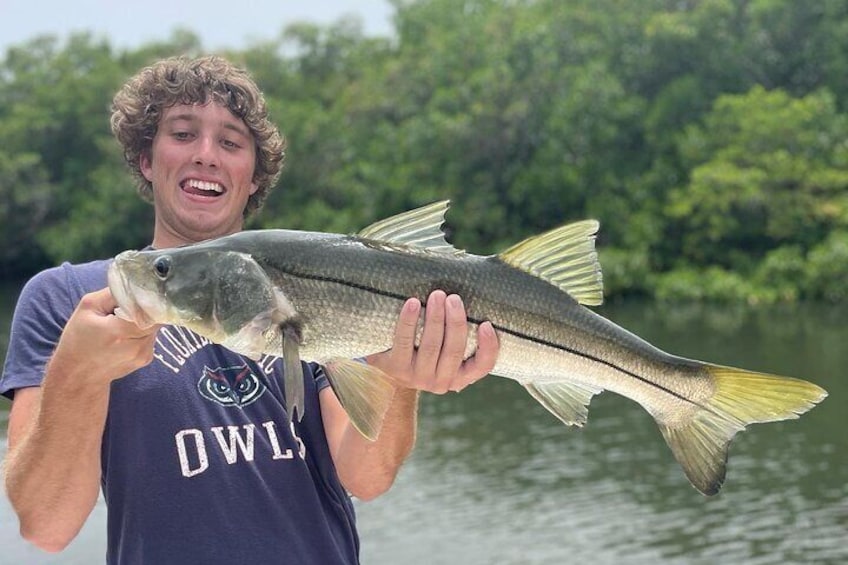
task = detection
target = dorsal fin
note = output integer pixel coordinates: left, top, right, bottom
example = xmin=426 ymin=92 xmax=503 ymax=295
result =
xmin=356 ymin=200 xmax=463 ymax=254
xmin=499 ymin=220 xmax=604 ymax=306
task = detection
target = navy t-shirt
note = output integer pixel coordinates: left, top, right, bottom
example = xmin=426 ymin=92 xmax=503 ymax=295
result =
xmin=1 ymin=260 xmax=360 ymax=564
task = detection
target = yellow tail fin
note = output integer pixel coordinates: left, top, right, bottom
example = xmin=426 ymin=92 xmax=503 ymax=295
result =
xmin=659 ymin=366 xmax=827 ymax=495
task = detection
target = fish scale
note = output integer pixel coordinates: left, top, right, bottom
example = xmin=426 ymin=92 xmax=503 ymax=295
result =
xmin=250 ymin=232 xmax=708 ymax=414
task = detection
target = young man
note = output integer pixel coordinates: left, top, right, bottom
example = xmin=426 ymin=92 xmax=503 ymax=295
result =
xmin=1 ymin=56 xmax=498 ymax=564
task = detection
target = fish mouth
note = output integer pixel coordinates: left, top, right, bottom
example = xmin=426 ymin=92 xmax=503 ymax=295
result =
xmin=107 ymin=253 xmax=165 ymax=329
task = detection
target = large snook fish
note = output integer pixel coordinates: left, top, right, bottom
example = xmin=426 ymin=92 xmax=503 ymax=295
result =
xmin=108 ymin=201 xmax=827 ymax=495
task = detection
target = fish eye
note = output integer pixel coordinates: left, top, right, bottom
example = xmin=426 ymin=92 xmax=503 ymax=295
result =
xmin=153 ymin=256 xmax=171 ymax=280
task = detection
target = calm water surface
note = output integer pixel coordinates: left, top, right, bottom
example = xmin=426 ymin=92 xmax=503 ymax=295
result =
xmin=0 ymin=284 xmax=845 ymax=564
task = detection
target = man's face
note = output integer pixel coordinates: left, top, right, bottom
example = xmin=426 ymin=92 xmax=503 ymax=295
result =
xmin=140 ymin=102 xmax=258 ymax=248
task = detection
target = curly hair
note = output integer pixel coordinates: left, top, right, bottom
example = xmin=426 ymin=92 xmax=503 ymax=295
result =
xmin=110 ymin=55 xmax=286 ymax=216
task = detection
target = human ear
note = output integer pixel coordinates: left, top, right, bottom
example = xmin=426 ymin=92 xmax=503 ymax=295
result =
xmin=140 ymin=151 xmax=154 ymax=181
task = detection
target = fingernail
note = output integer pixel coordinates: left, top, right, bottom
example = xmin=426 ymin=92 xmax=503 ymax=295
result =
xmin=429 ymin=289 xmax=447 ymax=302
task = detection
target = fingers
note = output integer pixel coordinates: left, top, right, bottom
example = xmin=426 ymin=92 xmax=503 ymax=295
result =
xmin=77 ymin=288 xmax=160 ymax=343
xmin=79 ymin=287 xmax=118 ymax=316
xmin=432 ymin=294 xmax=469 ymax=391
xmin=416 ymin=290 xmax=447 ymax=383
xmin=370 ymin=290 xmax=501 ymax=395
xmin=55 ymin=289 xmax=161 ymax=384
xmin=416 ymin=291 xmax=496 ymax=394
xmin=391 ymin=297 xmax=422 ymax=367
xmin=454 ymin=321 xmax=498 ymax=390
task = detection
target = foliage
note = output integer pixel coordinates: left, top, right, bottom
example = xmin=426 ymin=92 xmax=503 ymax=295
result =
xmin=805 ymin=231 xmax=848 ymax=302
xmin=1 ymin=0 xmax=847 ymax=303
xmin=0 ymin=151 xmax=52 ymax=275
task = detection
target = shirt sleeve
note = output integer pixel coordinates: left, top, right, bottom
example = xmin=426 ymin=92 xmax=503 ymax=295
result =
xmin=1 ymin=267 xmax=77 ymax=399
xmin=311 ymin=362 xmax=332 ymax=394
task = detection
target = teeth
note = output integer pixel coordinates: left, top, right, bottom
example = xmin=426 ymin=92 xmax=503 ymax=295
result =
xmin=186 ymin=179 xmax=223 ymax=193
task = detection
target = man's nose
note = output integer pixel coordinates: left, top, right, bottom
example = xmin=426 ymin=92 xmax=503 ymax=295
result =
xmin=193 ymin=136 xmax=220 ymax=167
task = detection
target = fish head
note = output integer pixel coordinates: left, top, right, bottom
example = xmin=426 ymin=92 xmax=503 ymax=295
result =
xmin=108 ymin=249 xmax=171 ymax=329
xmin=108 ymin=246 xmax=297 ymax=358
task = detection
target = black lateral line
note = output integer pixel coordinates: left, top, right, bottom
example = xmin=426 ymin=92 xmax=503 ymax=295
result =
xmin=285 ymin=271 xmax=704 ymax=407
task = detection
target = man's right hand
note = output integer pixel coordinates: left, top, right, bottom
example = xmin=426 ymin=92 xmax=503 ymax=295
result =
xmin=4 ymin=287 xmax=160 ymax=551
xmin=51 ymin=287 xmax=161 ymax=387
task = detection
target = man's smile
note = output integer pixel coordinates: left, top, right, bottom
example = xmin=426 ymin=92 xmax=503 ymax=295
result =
xmin=181 ymin=178 xmax=226 ymax=197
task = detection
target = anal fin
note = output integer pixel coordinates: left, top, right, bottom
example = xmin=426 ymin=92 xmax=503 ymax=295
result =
xmin=524 ymin=381 xmax=602 ymax=427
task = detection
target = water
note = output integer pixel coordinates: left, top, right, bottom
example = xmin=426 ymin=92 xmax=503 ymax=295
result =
xmin=0 ymin=287 xmax=845 ymax=564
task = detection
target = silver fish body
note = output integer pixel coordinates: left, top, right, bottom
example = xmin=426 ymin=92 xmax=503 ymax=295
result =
xmin=209 ymin=229 xmax=709 ymax=425
xmin=108 ymin=201 xmax=827 ymax=495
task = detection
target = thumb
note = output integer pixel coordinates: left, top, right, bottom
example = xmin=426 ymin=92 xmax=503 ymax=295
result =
xmin=83 ymin=287 xmax=119 ymax=315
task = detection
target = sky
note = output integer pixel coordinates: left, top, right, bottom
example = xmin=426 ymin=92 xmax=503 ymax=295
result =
xmin=0 ymin=0 xmax=394 ymax=54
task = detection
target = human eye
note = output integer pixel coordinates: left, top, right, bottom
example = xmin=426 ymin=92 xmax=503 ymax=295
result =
xmin=171 ymin=130 xmax=194 ymax=141
xmin=221 ymin=137 xmax=241 ymax=149
xmin=221 ymin=129 xmax=250 ymax=151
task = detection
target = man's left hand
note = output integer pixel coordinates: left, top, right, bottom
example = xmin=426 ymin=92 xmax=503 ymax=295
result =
xmin=367 ymin=290 xmax=499 ymax=394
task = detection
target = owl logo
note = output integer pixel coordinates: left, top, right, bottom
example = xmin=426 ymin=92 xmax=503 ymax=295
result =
xmin=198 ymin=364 xmax=266 ymax=408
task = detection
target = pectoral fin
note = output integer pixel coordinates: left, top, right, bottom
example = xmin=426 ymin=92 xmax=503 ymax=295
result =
xmin=281 ymin=325 xmax=305 ymax=422
xmin=323 ymin=358 xmax=396 ymax=441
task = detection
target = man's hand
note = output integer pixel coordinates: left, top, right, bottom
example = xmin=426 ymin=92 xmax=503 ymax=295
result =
xmin=4 ymin=287 xmax=161 ymax=551
xmin=367 ymin=290 xmax=499 ymax=394
xmin=325 ymin=290 xmax=499 ymax=499
xmin=51 ymin=287 xmax=160 ymax=387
